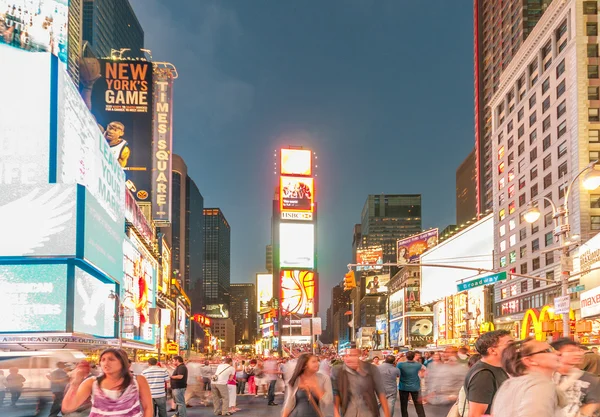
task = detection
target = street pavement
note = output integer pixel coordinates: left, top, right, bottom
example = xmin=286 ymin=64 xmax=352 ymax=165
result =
xmin=184 ymin=393 xmax=452 ymax=417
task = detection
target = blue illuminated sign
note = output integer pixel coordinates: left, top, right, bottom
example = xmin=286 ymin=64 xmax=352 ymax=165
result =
xmin=457 ymin=271 xmax=507 ymax=292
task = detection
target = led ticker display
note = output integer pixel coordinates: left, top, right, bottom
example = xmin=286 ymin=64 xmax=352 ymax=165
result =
xmin=281 ymin=149 xmax=312 ymax=176
xmin=73 ymin=267 xmax=116 ymax=338
xmin=279 ymin=223 xmax=315 ymax=269
xmin=280 ymin=176 xmax=314 ymax=212
xmin=0 ymin=263 xmax=68 ymax=332
xmin=280 ymin=270 xmax=315 ymax=316
xmin=257 ymin=273 xmax=273 ymax=312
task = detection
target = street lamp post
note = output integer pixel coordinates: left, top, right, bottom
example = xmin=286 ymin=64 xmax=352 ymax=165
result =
xmin=523 ymin=160 xmax=600 ymax=337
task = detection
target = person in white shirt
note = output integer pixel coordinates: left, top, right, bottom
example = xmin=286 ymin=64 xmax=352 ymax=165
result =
xmin=141 ymin=358 xmax=170 ymax=417
xmin=212 ymin=358 xmax=235 ymax=416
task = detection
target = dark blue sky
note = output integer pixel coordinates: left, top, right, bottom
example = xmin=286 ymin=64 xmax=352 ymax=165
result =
xmin=130 ymin=0 xmax=475 ymax=313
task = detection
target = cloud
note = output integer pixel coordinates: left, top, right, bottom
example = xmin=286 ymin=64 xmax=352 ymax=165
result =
xmin=129 ymin=0 xmax=254 ymax=137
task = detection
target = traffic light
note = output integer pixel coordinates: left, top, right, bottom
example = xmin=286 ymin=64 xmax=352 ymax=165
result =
xmin=343 ymin=270 xmax=356 ymax=291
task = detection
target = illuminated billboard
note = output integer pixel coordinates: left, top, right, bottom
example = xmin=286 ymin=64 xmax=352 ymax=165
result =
xmin=279 ymin=223 xmax=315 ymax=269
xmin=281 ymin=149 xmax=311 ymax=176
xmin=356 ymin=246 xmax=383 ymax=271
xmin=257 ymin=273 xmax=273 ymax=312
xmin=397 ymin=229 xmax=438 ymax=265
xmin=0 ymin=0 xmax=69 ymax=63
xmin=73 ymin=267 xmax=116 ymax=338
xmin=389 ymin=290 xmax=404 ymax=320
xmin=421 ymin=215 xmax=493 ymax=305
xmin=206 ymin=304 xmax=229 ymax=319
xmin=87 ymin=59 xmax=153 ymax=203
xmin=123 ymin=234 xmax=157 ymax=344
xmin=390 ymin=319 xmax=404 ymax=346
xmin=0 ymin=263 xmax=68 ymax=332
xmin=280 ymin=176 xmax=314 ymax=212
xmin=364 ymin=272 xmax=390 ymax=295
xmin=280 ymin=270 xmax=316 ymax=316
xmin=407 ymin=316 xmax=434 ymax=347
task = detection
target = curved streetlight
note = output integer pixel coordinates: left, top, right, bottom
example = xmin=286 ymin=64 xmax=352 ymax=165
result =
xmin=522 ymin=160 xmax=600 ymax=337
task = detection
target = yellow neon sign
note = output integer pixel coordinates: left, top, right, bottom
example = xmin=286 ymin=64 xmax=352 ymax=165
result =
xmin=520 ymin=305 xmax=575 ymax=341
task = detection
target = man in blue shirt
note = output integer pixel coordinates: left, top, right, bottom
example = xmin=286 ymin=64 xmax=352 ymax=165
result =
xmin=396 ymin=351 xmax=426 ymax=417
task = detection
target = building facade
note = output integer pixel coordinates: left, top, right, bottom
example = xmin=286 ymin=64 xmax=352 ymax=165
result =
xmin=203 ymin=208 xmax=231 ymax=308
xmin=230 ymin=283 xmax=257 ymax=344
xmin=210 ymin=318 xmax=236 ymax=351
xmin=186 ymin=177 xmax=205 ymax=313
xmin=491 ymin=0 xmax=597 ymax=326
xmin=82 ymin=0 xmax=144 ymax=59
xmin=475 ymin=0 xmax=553 ymax=213
xmin=456 ymin=148 xmax=478 ymax=225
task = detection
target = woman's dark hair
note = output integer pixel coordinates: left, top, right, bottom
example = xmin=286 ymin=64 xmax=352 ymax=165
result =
xmin=468 ymin=353 xmax=482 ymax=368
xmin=250 ymin=359 xmax=257 ymax=365
xmin=501 ymin=338 xmax=536 ymax=377
xmin=97 ymin=348 xmax=132 ymax=391
xmin=288 ymin=353 xmax=316 ymax=388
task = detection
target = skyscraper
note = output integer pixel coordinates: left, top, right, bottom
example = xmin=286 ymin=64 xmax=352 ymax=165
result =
xmin=203 ymin=208 xmax=231 ymax=308
xmin=230 ymin=283 xmax=257 ymax=344
xmin=360 ymin=194 xmax=422 ymax=262
xmin=456 ymin=148 xmax=477 ymax=225
xmin=474 ymin=0 xmax=553 ymax=213
xmin=82 ymin=0 xmax=144 ymax=59
xmin=187 ymin=177 xmax=204 ymax=313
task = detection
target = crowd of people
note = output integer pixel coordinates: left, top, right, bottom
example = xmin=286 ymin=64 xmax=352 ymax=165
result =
xmin=10 ymin=334 xmax=600 ymax=417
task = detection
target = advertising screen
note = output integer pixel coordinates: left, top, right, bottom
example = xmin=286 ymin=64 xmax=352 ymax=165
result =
xmin=280 ymin=176 xmax=314 ymax=212
xmin=389 ymin=290 xmax=404 ymax=320
xmin=280 ymin=270 xmax=316 ymax=316
xmin=177 ymin=304 xmax=187 ymax=333
xmin=364 ymin=272 xmax=390 ymax=295
xmin=0 ymin=263 xmax=67 ymax=332
xmin=421 ymin=215 xmax=494 ymax=305
xmin=58 ymin=66 xmax=126 ymax=221
xmin=281 ymin=149 xmax=311 ymax=176
xmin=73 ymin=267 xmax=116 ymax=337
xmin=122 ymin=235 xmax=157 ymax=344
xmin=397 ymin=229 xmax=439 ymax=265
xmin=389 ymin=319 xmax=403 ymax=347
xmin=87 ymin=59 xmax=153 ymax=203
xmin=83 ymin=189 xmax=125 ymax=281
xmin=407 ymin=316 xmax=434 ymax=347
xmin=467 ymin=287 xmax=485 ymax=330
xmin=0 ymin=184 xmax=76 ymax=257
xmin=0 ymin=48 xmax=51 ymax=187
xmin=257 ymin=273 xmax=273 ymax=312
xmin=405 ymin=286 xmax=431 ymax=313
xmin=356 ymin=246 xmax=383 ymax=271
xmin=433 ymin=300 xmax=446 ymax=342
xmin=279 ymin=223 xmax=314 ymax=269
xmin=205 ymin=304 xmax=229 ymax=319
xmin=0 ymin=0 xmax=69 ymax=63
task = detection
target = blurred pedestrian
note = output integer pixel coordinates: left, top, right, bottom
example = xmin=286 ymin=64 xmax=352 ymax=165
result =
xmin=170 ymin=356 xmax=188 ymax=417
xmin=141 ymin=357 xmax=170 ymax=417
xmin=264 ymin=358 xmax=280 ymax=406
xmin=0 ymin=370 xmax=6 ymax=406
xmin=212 ymin=357 xmax=235 ymax=416
xmin=61 ymin=348 xmax=153 ymax=417
xmin=452 ymin=354 xmax=481 ymax=417
xmin=491 ymin=338 xmax=566 ymax=416
xmin=235 ymin=360 xmax=247 ymax=395
xmin=227 ymin=372 xmax=239 ymax=413
xmin=184 ymin=359 xmax=202 ymax=407
xmin=579 ymin=346 xmax=600 ymax=377
xmin=397 ymin=351 xmax=426 ymax=417
xmin=48 ymin=361 xmax=69 ymax=417
xmin=245 ymin=360 xmax=257 ymax=395
xmin=282 ymin=353 xmax=332 ymax=417
xmin=6 ymin=367 xmax=25 ymax=406
xmin=379 ymin=355 xmax=400 ymax=417
xmin=331 ymin=348 xmax=390 ymax=417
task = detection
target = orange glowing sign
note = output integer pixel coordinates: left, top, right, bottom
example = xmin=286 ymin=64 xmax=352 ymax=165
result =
xmin=281 ymin=149 xmax=312 ymax=176
xmin=281 ymin=270 xmax=316 ymax=316
xmin=280 ymin=176 xmax=314 ymax=213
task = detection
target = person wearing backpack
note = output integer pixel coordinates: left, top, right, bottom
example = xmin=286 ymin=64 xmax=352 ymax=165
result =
xmin=464 ymin=330 xmax=512 ymax=417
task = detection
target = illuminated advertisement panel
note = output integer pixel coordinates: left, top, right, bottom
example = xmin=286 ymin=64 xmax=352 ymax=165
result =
xmin=206 ymin=304 xmax=229 ymax=319
xmin=433 ymin=300 xmax=446 ymax=342
xmin=280 ymin=176 xmax=314 ymax=212
xmin=281 ymin=149 xmax=311 ymax=176
xmin=0 ymin=263 xmax=67 ymax=332
xmin=279 ymin=223 xmax=314 ymax=269
xmin=397 ymin=229 xmax=439 ymax=265
xmin=389 ymin=290 xmax=404 ymax=320
xmin=364 ymin=272 xmax=390 ymax=295
xmin=467 ymin=287 xmax=485 ymax=332
xmin=0 ymin=0 xmax=69 ymax=63
xmin=257 ymin=273 xmax=273 ymax=312
xmin=73 ymin=267 xmax=116 ymax=338
xmin=407 ymin=316 xmax=434 ymax=347
xmin=86 ymin=59 xmax=153 ymax=203
xmin=389 ymin=319 xmax=404 ymax=347
xmin=122 ymin=235 xmax=157 ymax=344
xmin=356 ymin=246 xmax=383 ymax=271
xmin=280 ymin=270 xmax=315 ymax=316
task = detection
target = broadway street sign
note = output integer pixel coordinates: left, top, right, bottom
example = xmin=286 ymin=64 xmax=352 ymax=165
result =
xmin=457 ymin=271 xmax=507 ymax=292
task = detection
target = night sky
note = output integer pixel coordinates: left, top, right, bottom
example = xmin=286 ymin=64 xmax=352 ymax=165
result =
xmin=130 ymin=0 xmax=475 ymax=313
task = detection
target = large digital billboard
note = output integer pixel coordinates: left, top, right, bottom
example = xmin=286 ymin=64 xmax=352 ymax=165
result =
xmin=364 ymin=272 xmax=390 ymax=295
xmin=257 ymin=273 xmax=273 ymax=312
xmin=389 ymin=319 xmax=404 ymax=347
xmin=0 ymin=0 xmax=68 ymax=63
xmin=87 ymin=59 xmax=153 ymax=203
xmin=280 ymin=270 xmax=316 ymax=316
xmin=122 ymin=234 xmax=157 ymax=344
xmin=389 ymin=290 xmax=404 ymax=320
xmin=205 ymin=304 xmax=229 ymax=319
xmin=281 ymin=149 xmax=311 ymax=176
xmin=280 ymin=176 xmax=314 ymax=212
xmin=0 ymin=263 xmax=67 ymax=332
xmin=421 ymin=215 xmax=493 ymax=305
xmin=407 ymin=316 xmax=434 ymax=347
xmin=279 ymin=223 xmax=315 ymax=269
xmin=397 ymin=229 xmax=438 ymax=265
xmin=73 ymin=267 xmax=116 ymax=338
xmin=356 ymin=246 xmax=383 ymax=271
xmin=0 ymin=184 xmax=76 ymax=257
